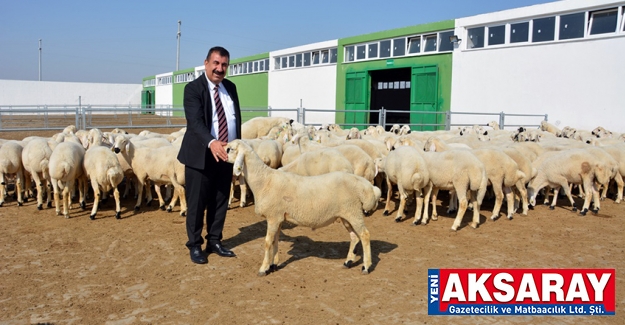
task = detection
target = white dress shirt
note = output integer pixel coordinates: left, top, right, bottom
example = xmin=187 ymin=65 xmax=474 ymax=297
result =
xmin=206 ymin=74 xmax=237 ymax=144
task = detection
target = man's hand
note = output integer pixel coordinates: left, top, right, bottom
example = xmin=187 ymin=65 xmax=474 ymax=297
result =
xmin=210 ymin=140 xmax=229 ymax=162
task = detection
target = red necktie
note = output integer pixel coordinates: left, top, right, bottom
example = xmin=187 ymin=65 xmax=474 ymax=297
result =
xmin=214 ymin=86 xmax=229 ymax=142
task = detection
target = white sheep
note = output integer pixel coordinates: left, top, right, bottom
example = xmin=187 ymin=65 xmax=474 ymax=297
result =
xmin=48 ymin=141 xmax=88 ymax=218
xmin=83 ymin=134 xmax=124 ymax=220
xmin=279 ymin=148 xmax=354 ymax=176
xmin=21 ymin=138 xmax=55 ymax=209
xmin=0 ymin=141 xmax=25 ymax=207
xmin=242 ymin=116 xmax=293 ymax=139
xmin=540 ymin=120 xmax=562 ymax=137
xmin=527 ymin=149 xmax=612 ymax=215
xmin=226 ymin=139 xmax=381 ymax=276
xmin=487 ymin=121 xmax=500 ymax=130
xmin=374 ymin=146 xmax=431 ymax=224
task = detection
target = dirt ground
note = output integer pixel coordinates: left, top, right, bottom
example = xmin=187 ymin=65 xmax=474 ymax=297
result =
xmin=1 ymin=128 xmax=624 ymax=324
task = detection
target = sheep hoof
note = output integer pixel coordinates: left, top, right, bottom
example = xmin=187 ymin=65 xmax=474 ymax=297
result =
xmin=257 ymin=270 xmax=268 ymax=277
xmin=159 ymin=205 xmax=166 ymax=211
xmin=64 ymin=214 xmax=69 ymax=219
xmin=55 ymin=210 xmax=60 ymax=216
xmin=447 ymin=209 xmax=457 ymax=214
xmin=394 ymin=216 xmax=402 ymax=223
xmin=431 ymin=215 xmax=438 ymax=221
xmin=470 ymin=222 xmax=479 ymax=229
xmin=17 ymin=202 xmax=23 ymax=206
xmin=23 ymin=197 xmax=28 ymax=202
xmin=115 ymin=212 xmax=121 ymax=219
xmin=166 ymin=206 xmax=172 ymax=213
xmin=122 ymin=194 xmax=127 ymax=199
xmin=145 ymin=200 xmax=152 ymax=207
xmin=269 ymin=264 xmax=278 ymax=272
xmin=180 ymin=211 xmax=186 ymax=217
xmin=600 ymin=197 xmax=605 ymax=201
xmin=450 ymin=227 xmax=458 ymax=232
xmin=549 ymin=205 xmax=555 ymax=210
xmin=591 ymin=207 xmax=599 ymax=213
xmin=134 ymin=206 xmax=140 ymax=211
xmin=579 ymin=210 xmax=587 ymax=216
xmin=240 ymin=201 xmax=246 ymax=208
xmin=572 ymin=205 xmax=578 ymax=212
xmin=507 ymin=214 xmax=514 ymax=220
xmin=543 ymin=201 xmax=550 ymax=205
xmin=0 ymin=202 xmax=4 ymax=207
xmin=343 ymin=260 xmax=353 ymax=269
xmin=90 ymin=213 xmax=96 ymax=220
xmin=80 ymin=201 xmax=86 ymax=210
xmin=47 ymin=201 xmax=52 ymax=208
xmin=383 ymin=210 xmax=389 ymax=216
xmin=361 ymin=266 xmax=369 ymax=275
xmin=37 ymin=204 xmax=43 ymax=210
xmin=490 ymin=215 xmax=498 ymax=221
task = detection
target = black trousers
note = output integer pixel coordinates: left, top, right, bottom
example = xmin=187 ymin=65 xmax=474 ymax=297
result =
xmin=185 ymin=156 xmax=233 ymax=249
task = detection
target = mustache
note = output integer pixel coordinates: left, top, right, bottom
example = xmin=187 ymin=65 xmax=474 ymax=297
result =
xmin=213 ymin=69 xmax=224 ymax=76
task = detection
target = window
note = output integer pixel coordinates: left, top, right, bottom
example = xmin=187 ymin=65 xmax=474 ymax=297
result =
xmin=438 ymin=31 xmax=454 ymax=51
xmin=408 ymin=36 xmax=421 ymax=54
xmin=589 ymin=9 xmax=618 ymax=35
xmin=312 ymin=51 xmax=319 ymax=64
xmin=356 ymin=45 xmax=366 ymax=60
xmin=249 ymin=62 xmax=254 ymax=72
xmin=242 ymin=63 xmax=247 ymax=73
xmin=559 ymin=12 xmax=585 ymax=40
xmin=467 ymin=27 xmax=485 ymax=48
xmin=379 ymin=40 xmax=391 ymax=58
xmin=295 ymin=54 xmax=302 ymax=67
xmin=533 ymin=16 xmax=555 ymax=42
xmin=275 ymin=58 xmax=281 ymax=70
xmin=288 ymin=55 xmax=295 ymax=67
xmin=264 ymin=59 xmax=269 ymax=71
xmin=281 ymin=57 xmax=287 ymax=69
xmin=303 ymin=52 xmax=311 ymax=66
xmin=510 ymin=22 xmax=529 ymax=43
xmin=259 ymin=60 xmax=264 ymax=71
xmin=393 ymin=38 xmax=405 ymax=56
xmin=329 ymin=48 xmax=337 ymax=63
xmin=254 ymin=61 xmax=259 ymax=72
xmin=345 ymin=45 xmax=355 ymax=62
xmin=488 ymin=25 xmax=505 ymax=46
xmin=368 ymin=43 xmax=378 ymax=58
xmin=424 ymin=34 xmax=437 ymax=52
xmin=321 ymin=50 xmax=329 ymax=63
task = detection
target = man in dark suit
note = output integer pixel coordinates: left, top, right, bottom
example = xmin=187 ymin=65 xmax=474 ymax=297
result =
xmin=177 ymin=46 xmax=242 ymax=264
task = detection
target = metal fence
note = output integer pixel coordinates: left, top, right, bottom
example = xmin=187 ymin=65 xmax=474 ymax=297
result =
xmin=0 ymin=104 xmax=547 ymax=132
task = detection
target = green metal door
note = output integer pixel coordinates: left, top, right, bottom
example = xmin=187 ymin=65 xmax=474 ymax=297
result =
xmin=410 ymin=66 xmax=438 ymax=131
xmin=345 ymin=71 xmax=369 ymax=129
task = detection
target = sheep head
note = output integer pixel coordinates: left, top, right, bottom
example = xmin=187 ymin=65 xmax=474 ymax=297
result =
xmin=226 ymin=140 xmax=247 ymax=177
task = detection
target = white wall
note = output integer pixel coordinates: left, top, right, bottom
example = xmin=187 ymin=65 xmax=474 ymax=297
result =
xmin=451 ymin=0 xmax=625 ymax=132
xmin=269 ymin=40 xmax=338 ymax=125
xmin=154 ymin=72 xmax=173 ymax=109
xmin=0 ymin=79 xmax=141 ymax=106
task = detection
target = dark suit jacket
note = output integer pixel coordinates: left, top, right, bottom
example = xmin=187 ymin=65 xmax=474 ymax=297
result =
xmin=177 ymin=73 xmax=242 ymax=170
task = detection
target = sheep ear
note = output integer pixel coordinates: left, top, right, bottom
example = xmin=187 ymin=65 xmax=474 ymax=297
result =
xmin=429 ymin=143 xmax=436 ymax=152
xmin=233 ymin=151 xmax=245 ymax=176
xmin=125 ymin=142 xmax=130 ymax=153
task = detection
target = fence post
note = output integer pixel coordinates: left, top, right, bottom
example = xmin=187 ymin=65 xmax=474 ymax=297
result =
xmin=499 ymin=111 xmax=505 ymax=130
xmin=544 ymin=114 xmax=548 ymax=122
xmin=378 ymin=107 xmax=385 ymax=129
xmin=129 ymin=105 xmax=133 ymax=126
xmin=44 ymin=105 xmax=49 ymax=128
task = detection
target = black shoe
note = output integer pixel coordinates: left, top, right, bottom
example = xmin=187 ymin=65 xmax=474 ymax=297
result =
xmin=190 ymin=246 xmax=208 ymax=264
xmin=207 ymin=242 xmax=236 ymax=257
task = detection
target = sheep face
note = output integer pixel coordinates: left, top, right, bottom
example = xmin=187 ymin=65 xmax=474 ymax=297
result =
xmin=226 ymin=140 xmax=246 ymax=176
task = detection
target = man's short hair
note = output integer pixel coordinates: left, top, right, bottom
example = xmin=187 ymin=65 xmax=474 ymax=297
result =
xmin=206 ymin=46 xmax=230 ymax=60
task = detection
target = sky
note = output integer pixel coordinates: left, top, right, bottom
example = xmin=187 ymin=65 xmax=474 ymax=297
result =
xmin=1 ymin=0 xmax=554 ymax=84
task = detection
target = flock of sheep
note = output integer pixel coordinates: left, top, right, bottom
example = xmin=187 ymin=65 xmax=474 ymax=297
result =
xmin=1 ymin=117 xmax=623 ymax=276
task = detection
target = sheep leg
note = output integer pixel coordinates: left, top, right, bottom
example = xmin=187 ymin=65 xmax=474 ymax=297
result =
xmin=239 ymin=175 xmax=248 ymax=208
xmin=383 ymin=176 xmax=393 ymax=216
xmin=153 ymin=184 xmax=166 ymax=210
xmin=447 ymin=190 xmax=458 ymax=214
xmin=134 ymin=178 xmax=144 ymax=211
xmin=579 ymin=179 xmax=594 ymax=215
xmin=416 ymin=183 xmax=433 ymax=225
xmin=259 ymin=218 xmax=281 ymax=276
xmin=489 ymin=181 xmax=504 ymax=221
xmin=515 ymin=179 xmax=529 ymax=215
xmin=46 ymin=181 xmax=53 ymax=208
xmin=430 ymin=188 xmax=439 ymax=221
xmin=271 ymin=223 xmax=281 ymax=269
xmin=78 ymin=176 xmax=87 ymax=210
xmin=394 ymin=185 xmax=408 ymax=222
xmin=504 ymin=186 xmax=515 ymax=219
xmin=590 ymin=182 xmax=601 ymax=213
xmin=144 ymin=182 xmax=153 ymax=207
xmin=344 ymin=217 xmax=371 ymax=275
xmin=52 ymin=179 xmax=61 ymax=215
xmin=227 ymin=177 xmax=235 ymax=208
xmin=62 ymin=185 xmax=70 ymax=218
xmin=0 ymin=173 xmax=6 ymax=206
xmin=470 ymin=190 xmax=480 ymax=228
xmin=412 ymin=189 xmax=424 ymax=225
xmin=15 ymin=170 xmax=24 ymax=206
xmin=340 ymin=219 xmax=360 ymax=268
xmin=451 ymin=184 xmax=470 ymax=231
xmin=31 ymin=172 xmax=44 ymax=210
xmin=614 ymin=173 xmax=624 ymax=204
xmin=89 ymin=177 xmax=100 ymax=220
xmin=113 ymin=186 xmax=121 ymax=219
xmin=167 ymin=188 xmax=178 ymax=213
